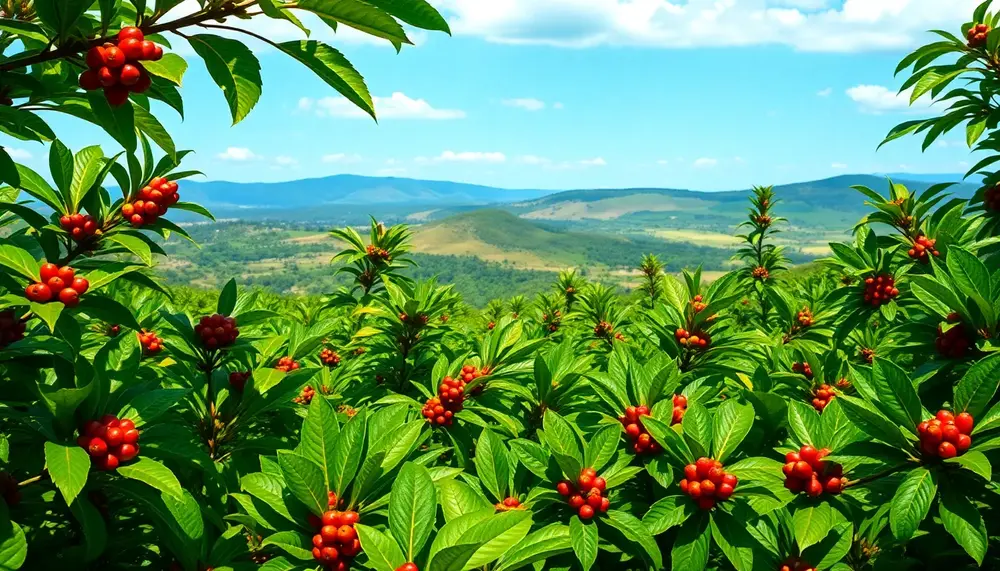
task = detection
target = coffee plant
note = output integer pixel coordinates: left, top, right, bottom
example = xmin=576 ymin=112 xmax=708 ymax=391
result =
xmin=2 ymin=1 xmax=1000 ymax=570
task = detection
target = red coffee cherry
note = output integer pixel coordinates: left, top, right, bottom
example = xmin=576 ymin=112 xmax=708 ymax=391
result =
xmin=918 ymin=410 xmax=972 ymax=458
xmin=679 ymin=457 xmax=737 ymax=509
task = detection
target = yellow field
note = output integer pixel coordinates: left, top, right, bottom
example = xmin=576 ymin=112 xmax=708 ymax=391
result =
xmin=647 ymin=229 xmax=742 ymax=247
xmin=411 ymin=225 xmax=565 ymax=271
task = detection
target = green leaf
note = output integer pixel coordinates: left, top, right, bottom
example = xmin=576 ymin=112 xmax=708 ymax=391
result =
xmin=14 ymin=163 xmax=61 ymax=210
xmin=117 ymin=457 xmax=183 ymax=498
xmin=218 ymin=278 xmax=237 ymax=316
xmin=142 ymin=53 xmax=188 ymax=86
xmin=0 ymin=241 xmax=39 ymax=281
xmin=105 ymin=233 xmax=154 ymax=266
xmin=49 ymin=139 xmax=73 ymax=198
xmin=0 ymin=519 xmax=27 ymax=570
xmin=793 ymin=502 xmax=834 ymax=552
xmin=38 ymin=381 xmax=92 ymax=420
xmin=189 ymin=34 xmax=263 ymax=125
xmin=117 ymin=388 xmax=188 ymax=427
xmin=802 ymin=522 xmax=853 ymax=570
xmin=68 ymin=495 xmax=108 ymax=562
xmin=87 ymin=92 xmax=136 ymax=152
xmin=362 ymin=0 xmax=450 ymax=33
xmin=329 ymin=408 xmax=366 ymax=497
xmin=0 ymin=148 xmax=20 ymax=188
xmin=277 ymin=451 xmax=328 ymax=515
xmin=32 ymin=0 xmax=89 ymax=39
xmin=836 ymin=395 xmax=911 ymax=449
xmin=356 ymin=524 xmax=406 ymax=571
xmin=946 ymin=246 xmax=995 ymax=325
xmin=604 ymin=510 xmax=661 ymax=569
xmin=569 ymin=516 xmax=597 ymax=571
xmin=710 ymin=509 xmax=760 ymax=571
xmin=43 ymin=441 xmax=90 ymax=505
xmin=681 ymin=401 xmax=712 ymax=458
xmin=389 ymin=462 xmax=437 ymax=561
xmin=296 ymin=0 xmax=411 ymax=48
xmin=474 ymin=428 xmax=509 ymax=503
xmin=889 ymin=467 xmax=937 ymax=541
xmin=30 ymin=301 xmax=64 ymax=333
xmin=711 ymin=400 xmax=753 ymax=462
xmin=787 ymin=400 xmax=822 ymax=447
xmin=938 ymin=484 xmax=987 ymax=565
xmin=69 ymin=146 xmax=104 ymax=213
xmin=261 ymin=531 xmax=313 ymax=560
xmin=953 ymin=352 xmax=1000 ymax=418
xmin=133 ymin=105 xmax=175 ymax=158
xmin=871 ymin=359 xmax=922 ymax=429
xmin=77 ymin=295 xmax=141 ymax=331
xmin=277 ymin=41 xmax=374 ymax=119
xmin=438 ymin=479 xmax=492 ymax=522
xmin=642 ymin=495 xmax=694 ymax=535
xmin=670 ymin=513 xmax=710 ymax=571
xmin=542 ymin=410 xmax=583 ymax=478
xmin=300 ymin=396 xmax=338 ymax=489
xmin=944 ymin=451 xmax=991 ymax=481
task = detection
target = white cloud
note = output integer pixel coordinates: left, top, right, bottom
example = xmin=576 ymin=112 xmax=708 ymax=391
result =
xmin=553 ymin=102 xmax=565 ymax=109
xmin=503 ymin=98 xmax=546 ymax=111
xmin=275 ymin=156 xmax=298 ymax=166
xmin=300 ymin=92 xmax=465 ymax=120
xmin=423 ymin=151 xmax=507 ymax=163
xmin=218 ymin=147 xmax=258 ymax=161
xmin=579 ymin=157 xmax=607 ymax=167
xmin=817 ymin=87 xmax=833 ymax=97
xmin=656 ymin=159 xmax=670 ymax=165
xmin=693 ymin=157 xmax=718 ymax=168
xmin=322 ymin=153 xmax=364 ymax=164
xmin=438 ymin=0 xmax=979 ymax=52
xmin=831 ymin=162 xmax=848 ymax=169
xmin=519 ymin=155 xmax=553 ymax=165
xmin=846 ymin=84 xmax=939 ymax=114
xmin=4 ymin=148 xmax=32 ymax=160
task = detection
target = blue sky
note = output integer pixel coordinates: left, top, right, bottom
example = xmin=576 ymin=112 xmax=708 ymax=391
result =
xmin=3 ymin=0 xmax=983 ymax=191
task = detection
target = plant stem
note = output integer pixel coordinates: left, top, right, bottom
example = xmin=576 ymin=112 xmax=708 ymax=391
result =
xmin=17 ymin=473 xmax=45 ymax=487
xmin=0 ymin=0 xmax=259 ymax=73
xmin=843 ymin=462 xmax=912 ymax=489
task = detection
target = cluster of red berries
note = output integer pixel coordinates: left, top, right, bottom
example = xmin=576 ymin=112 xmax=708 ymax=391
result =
xmin=121 ymin=177 xmax=180 ymax=228
xmin=310 ymin=503 xmax=362 ymax=570
xmin=556 ymin=468 xmax=609 ymax=520
xmin=422 ymin=370 xmax=470 ymax=427
xmin=779 ymin=557 xmax=817 ymax=571
xmin=77 ymin=415 xmax=139 ymax=471
xmin=0 ymin=472 xmax=19 ymax=506
xmin=984 ymin=183 xmax=1000 ymax=212
xmin=967 ymin=23 xmax=991 ymax=48
xmin=755 ymin=214 xmax=772 ymax=226
xmin=618 ymin=405 xmax=664 ymax=455
xmin=908 ymin=235 xmax=939 ymax=264
xmin=862 ymin=275 xmax=898 ymax=307
xmin=860 ymin=347 xmax=875 ymax=364
xmin=0 ymin=309 xmax=25 ymax=348
xmin=137 ymin=329 xmax=164 ymax=355
xmin=229 ymin=370 xmax=251 ymax=391
xmin=936 ymin=313 xmax=973 ymax=359
xmin=751 ymin=266 xmax=770 ymax=281
xmin=25 ymin=263 xmax=88 ymax=307
xmin=811 ymin=384 xmax=837 ymax=412
xmin=399 ymin=312 xmax=429 ymax=327
xmin=59 ymin=212 xmax=100 ymax=242
xmin=294 ymin=385 xmax=315 ymax=405
xmin=917 ymin=410 xmax=973 ymax=458
xmin=196 ymin=314 xmax=239 ymax=349
xmin=675 ymin=328 xmax=710 ymax=349
xmin=679 ymin=457 xmax=737 ymax=510
xmin=365 ymin=244 xmax=391 ymax=262
xmin=275 ymin=356 xmax=300 ymax=373
xmin=541 ymin=309 xmax=562 ymax=332
xmin=78 ymin=27 xmax=162 ymax=106
xmin=791 ymin=361 xmax=813 ymax=379
xmin=796 ymin=307 xmax=813 ymax=328
xmin=320 ymin=348 xmax=341 ymax=367
xmin=593 ymin=321 xmax=614 ymax=338
xmin=495 ymin=496 xmax=523 ymax=512
xmin=782 ymin=445 xmax=843 ymax=496
xmin=691 ymin=294 xmax=707 ymax=313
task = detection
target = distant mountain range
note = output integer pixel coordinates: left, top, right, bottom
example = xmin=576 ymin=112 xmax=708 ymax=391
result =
xmin=172 ymin=172 xmax=980 ymax=228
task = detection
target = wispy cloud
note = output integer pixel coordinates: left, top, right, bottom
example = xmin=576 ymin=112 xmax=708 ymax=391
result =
xmin=502 ymin=98 xmax=547 ymax=111
xmin=299 ymin=92 xmax=466 ymax=120
xmin=4 ymin=148 xmax=32 ymax=160
xmin=693 ymin=157 xmax=718 ymax=168
xmin=831 ymin=162 xmax=848 ymax=169
xmin=817 ymin=87 xmax=832 ymax=97
xmin=217 ymin=147 xmax=258 ymax=161
xmin=846 ymin=84 xmax=939 ymax=114
xmin=418 ymin=151 xmax=508 ymax=163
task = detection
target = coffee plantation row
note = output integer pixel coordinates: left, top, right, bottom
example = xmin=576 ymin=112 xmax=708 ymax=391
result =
xmin=2 ymin=0 xmax=1000 ymax=569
